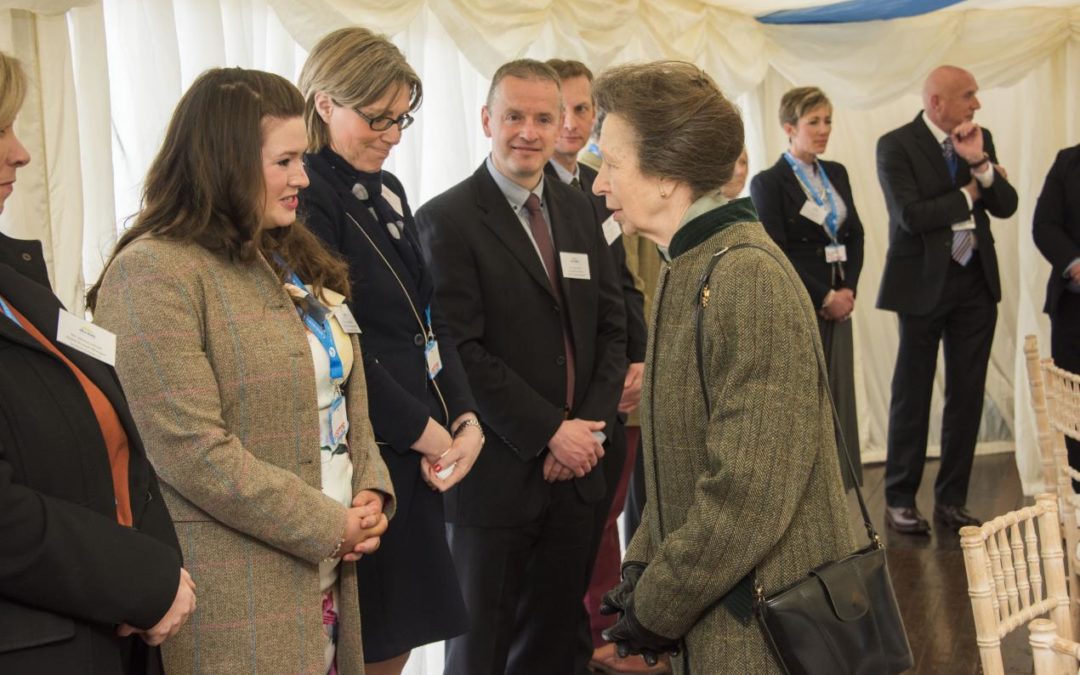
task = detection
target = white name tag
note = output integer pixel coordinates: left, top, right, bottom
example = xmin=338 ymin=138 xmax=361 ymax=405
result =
xmin=59 ymin=309 xmax=117 ymax=366
xmin=331 ymin=304 xmax=362 ymax=334
xmin=799 ymin=199 xmax=829 ymax=226
xmin=560 ymin=252 xmax=591 ymax=280
xmin=951 ymin=219 xmax=976 ymax=232
xmin=425 ymin=339 xmax=443 ymax=380
xmin=381 ymin=185 xmax=404 ymax=218
xmin=825 ymin=244 xmax=848 ymax=263
xmin=602 ymin=217 xmax=622 ymax=246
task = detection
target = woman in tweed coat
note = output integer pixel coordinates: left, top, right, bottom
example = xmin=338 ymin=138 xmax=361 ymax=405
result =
xmin=591 ymin=62 xmax=856 ymax=674
xmin=88 ymin=68 xmax=395 ymax=675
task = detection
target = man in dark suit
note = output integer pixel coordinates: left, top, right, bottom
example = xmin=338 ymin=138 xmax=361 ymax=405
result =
xmin=1033 ymin=144 xmax=1080 ymax=474
xmin=415 ymin=60 xmax=627 ymax=675
xmin=876 ymin=65 xmax=1018 ymax=534
xmin=542 ymin=59 xmax=655 ymax=675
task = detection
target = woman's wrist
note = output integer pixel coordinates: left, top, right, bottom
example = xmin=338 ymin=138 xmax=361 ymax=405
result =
xmin=452 ymin=416 xmax=482 ymax=439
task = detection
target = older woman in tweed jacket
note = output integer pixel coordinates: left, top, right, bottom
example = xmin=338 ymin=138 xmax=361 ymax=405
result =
xmin=89 ymin=69 xmax=394 ymax=675
xmin=591 ymin=63 xmax=856 ymax=674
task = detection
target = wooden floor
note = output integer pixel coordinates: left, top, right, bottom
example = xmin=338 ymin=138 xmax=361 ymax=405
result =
xmin=851 ymin=453 xmax=1030 ymax=675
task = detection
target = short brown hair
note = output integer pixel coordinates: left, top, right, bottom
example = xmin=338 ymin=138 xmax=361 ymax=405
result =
xmin=0 ymin=51 xmax=27 ymax=129
xmin=486 ymin=59 xmax=561 ymax=109
xmin=593 ymin=61 xmax=743 ymax=199
xmin=298 ymin=26 xmax=422 ymax=152
xmin=88 ymin=68 xmax=350 ymax=311
xmin=545 ymin=59 xmax=593 ymax=83
xmin=778 ymin=86 xmax=831 ymax=127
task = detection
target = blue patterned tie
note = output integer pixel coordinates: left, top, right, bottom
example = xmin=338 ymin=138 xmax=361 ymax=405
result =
xmin=944 ymin=138 xmax=974 ymax=266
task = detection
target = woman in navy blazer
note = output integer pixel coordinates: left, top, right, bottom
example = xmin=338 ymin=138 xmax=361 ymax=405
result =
xmin=750 ymin=86 xmax=865 ymax=487
xmin=0 ymin=51 xmax=193 ymax=674
xmin=297 ymin=28 xmax=482 ymax=674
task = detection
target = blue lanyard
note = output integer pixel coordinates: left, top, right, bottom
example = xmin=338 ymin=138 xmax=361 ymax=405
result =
xmin=783 ymin=152 xmax=839 ymax=239
xmin=424 ymin=306 xmax=434 ymax=341
xmin=0 ymin=295 xmax=22 ymax=327
xmin=275 ymin=259 xmax=344 ymax=382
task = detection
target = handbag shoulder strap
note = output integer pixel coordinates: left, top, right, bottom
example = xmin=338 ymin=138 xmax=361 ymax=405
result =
xmin=692 ymin=243 xmax=878 ymax=545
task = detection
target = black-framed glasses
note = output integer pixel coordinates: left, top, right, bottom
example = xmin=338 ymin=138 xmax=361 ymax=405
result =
xmin=354 ymin=108 xmax=414 ymax=132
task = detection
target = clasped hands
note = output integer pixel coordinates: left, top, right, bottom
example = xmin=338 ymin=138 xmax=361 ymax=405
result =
xmin=416 ymin=415 xmax=483 ymax=492
xmin=340 ymin=489 xmax=389 ymax=562
xmin=116 ymin=567 xmax=197 ymax=646
xmin=819 ymin=288 xmax=854 ymax=322
xmin=543 ymin=418 xmax=605 ymax=482
xmin=600 ymin=562 xmax=680 ymax=666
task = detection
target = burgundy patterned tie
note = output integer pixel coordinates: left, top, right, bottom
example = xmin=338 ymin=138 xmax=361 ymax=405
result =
xmin=524 ymin=193 xmax=576 ymax=409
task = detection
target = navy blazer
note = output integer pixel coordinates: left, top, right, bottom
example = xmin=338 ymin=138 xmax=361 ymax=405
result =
xmin=1033 ymin=144 xmax=1080 ymax=316
xmin=875 ymin=113 xmax=1018 ymax=316
xmin=750 ymin=155 xmax=865 ymax=308
xmin=416 ymin=162 xmax=627 ymax=527
xmin=0 ymin=232 xmax=181 ymax=674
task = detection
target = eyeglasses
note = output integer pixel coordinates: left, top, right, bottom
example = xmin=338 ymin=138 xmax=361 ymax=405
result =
xmin=353 ymin=107 xmax=414 ymax=132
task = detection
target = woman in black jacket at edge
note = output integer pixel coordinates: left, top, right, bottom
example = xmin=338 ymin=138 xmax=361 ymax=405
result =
xmin=0 ymin=50 xmax=194 ymax=674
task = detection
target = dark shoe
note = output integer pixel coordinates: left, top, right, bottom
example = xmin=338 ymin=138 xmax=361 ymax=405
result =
xmin=885 ymin=506 xmax=931 ymax=534
xmin=934 ymin=504 xmax=981 ymax=531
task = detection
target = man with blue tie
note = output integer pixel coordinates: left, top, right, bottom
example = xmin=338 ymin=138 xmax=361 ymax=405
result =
xmin=876 ymin=65 xmax=1018 ymax=534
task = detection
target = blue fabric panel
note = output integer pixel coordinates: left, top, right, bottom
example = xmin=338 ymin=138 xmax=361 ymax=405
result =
xmin=758 ymin=0 xmax=966 ymax=25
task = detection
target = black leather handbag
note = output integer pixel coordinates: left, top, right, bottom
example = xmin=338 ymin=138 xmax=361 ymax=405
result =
xmin=694 ymin=243 xmax=914 ymax=675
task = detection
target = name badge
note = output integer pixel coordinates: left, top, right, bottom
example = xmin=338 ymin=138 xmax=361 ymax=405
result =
xmin=824 ymin=244 xmax=848 ymax=263
xmin=951 ymin=219 xmax=976 ymax=232
xmin=602 ymin=217 xmax=622 ymax=246
xmin=381 ymin=185 xmax=404 ymax=218
xmin=331 ymin=304 xmax=362 ymax=334
xmin=425 ymin=339 xmax=443 ymax=380
xmin=799 ymin=199 xmax=829 ymax=226
xmin=327 ymin=396 xmax=349 ymax=448
xmin=59 ymin=309 xmax=117 ymax=366
xmin=559 ymin=252 xmax=591 ymax=280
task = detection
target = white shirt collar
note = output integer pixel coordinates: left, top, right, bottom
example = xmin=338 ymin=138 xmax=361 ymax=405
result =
xmin=921 ymin=111 xmax=951 ymax=146
xmin=548 ymin=158 xmax=579 ymax=185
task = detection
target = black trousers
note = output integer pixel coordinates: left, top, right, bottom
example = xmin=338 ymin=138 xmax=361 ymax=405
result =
xmin=884 ymin=256 xmax=997 ymax=508
xmin=444 ymin=480 xmax=597 ymax=675
xmin=1051 ymin=290 xmax=1080 ymax=483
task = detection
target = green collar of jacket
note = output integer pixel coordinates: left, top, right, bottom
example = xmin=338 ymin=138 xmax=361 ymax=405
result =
xmin=668 ymin=195 xmax=759 ymax=259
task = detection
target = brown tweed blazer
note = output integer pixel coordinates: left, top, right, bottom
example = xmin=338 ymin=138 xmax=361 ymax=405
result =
xmin=94 ymin=237 xmax=395 ymax=675
xmin=627 ymin=220 xmax=856 ymax=674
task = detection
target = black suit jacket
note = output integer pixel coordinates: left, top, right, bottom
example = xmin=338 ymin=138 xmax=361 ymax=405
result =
xmin=0 ymin=232 xmax=181 ymax=673
xmin=875 ymin=112 xmax=1018 ymax=315
xmin=544 ymin=161 xmax=647 ymax=362
xmin=416 ymin=163 xmax=627 ymax=527
xmin=750 ymin=156 xmax=865 ymax=308
xmin=1033 ymin=144 xmax=1080 ymax=316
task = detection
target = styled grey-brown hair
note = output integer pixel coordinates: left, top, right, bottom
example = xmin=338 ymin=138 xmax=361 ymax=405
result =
xmin=298 ymin=26 xmax=422 ymax=151
xmin=486 ymin=59 xmax=562 ymax=109
xmin=0 ymin=51 xmax=27 ymax=129
xmin=778 ymin=86 xmax=831 ymax=128
xmin=593 ymin=60 xmax=743 ymax=199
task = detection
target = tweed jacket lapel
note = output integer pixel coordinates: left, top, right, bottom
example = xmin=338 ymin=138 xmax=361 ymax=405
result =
xmin=472 ymin=163 xmax=558 ymax=301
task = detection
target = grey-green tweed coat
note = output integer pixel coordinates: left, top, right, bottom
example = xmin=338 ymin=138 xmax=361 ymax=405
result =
xmin=626 ymin=205 xmax=857 ymax=675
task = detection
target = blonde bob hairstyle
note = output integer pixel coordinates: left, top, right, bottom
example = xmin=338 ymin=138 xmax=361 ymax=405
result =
xmin=0 ymin=51 xmax=27 ymax=129
xmin=298 ymin=26 xmax=422 ymax=152
xmin=778 ymin=86 xmax=831 ymax=128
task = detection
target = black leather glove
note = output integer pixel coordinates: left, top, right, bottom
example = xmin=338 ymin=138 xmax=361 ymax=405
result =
xmin=599 ymin=561 xmax=645 ymax=616
xmin=601 ymin=596 xmax=680 ymax=667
